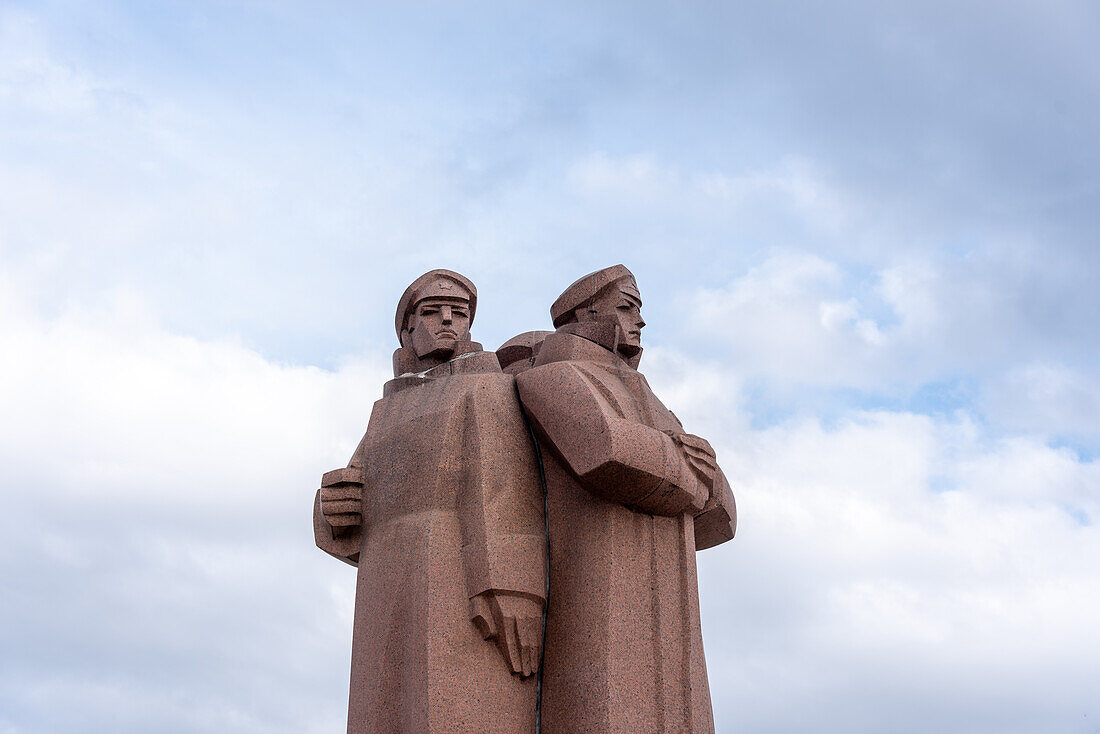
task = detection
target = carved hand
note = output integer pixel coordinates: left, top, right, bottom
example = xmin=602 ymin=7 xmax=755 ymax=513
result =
xmin=319 ymin=466 xmax=365 ymax=530
xmin=668 ymin=432 xmax=718 ymax=489
xmin=470 ymin=590 xmax=543 ymax=677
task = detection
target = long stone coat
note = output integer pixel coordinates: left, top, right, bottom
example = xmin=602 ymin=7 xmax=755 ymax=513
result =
xmin=314 ymin=351 xmax=546 ymax=734
xmin=515 ymin=331 xmax=735 ymax=734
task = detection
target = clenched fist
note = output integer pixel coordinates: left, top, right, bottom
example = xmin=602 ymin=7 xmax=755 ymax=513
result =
xmin=319 ymin=466 xmax=365 ymax=529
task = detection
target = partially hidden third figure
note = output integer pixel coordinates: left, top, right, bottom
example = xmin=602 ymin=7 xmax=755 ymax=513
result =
xmin=314 ymin=270 xmax=546 ymax=733
xmin=512 ymin=264 xmax=736 ymax=733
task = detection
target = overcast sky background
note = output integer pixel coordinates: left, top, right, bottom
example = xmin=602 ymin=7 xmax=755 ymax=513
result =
xmin=1 ymin=1 xmax=1098 ymax=732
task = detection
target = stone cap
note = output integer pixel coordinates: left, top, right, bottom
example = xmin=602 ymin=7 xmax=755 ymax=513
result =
xmin=395 ymin=269 xmax=477 ymax=337
xmin=550 ymin=264 xmax=638 ymax=328
xmin=496 ymin=330 xmax=553 ymax=372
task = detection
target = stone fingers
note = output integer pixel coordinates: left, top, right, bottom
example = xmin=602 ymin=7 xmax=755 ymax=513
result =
xmin=499 ymin=615 xmax=523 ymax=675
xmin=321 ymin=499 xmax=361 ymax=516
xmin=320 ymin=484 xmax=363 ymax=525
xmin=681 ymin=441 xmax=717 ymax=468
xmin=685 ymin=448 xmax=717 ymax=470
xmin=320 ymin=485 xmax=361 ymax=504
xmin=517 ymin=616 xmax=542 ymax=677
xmin=677 ymin=433 xmax=715 ymax=456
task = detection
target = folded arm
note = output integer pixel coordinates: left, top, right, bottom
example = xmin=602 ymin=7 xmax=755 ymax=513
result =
xmin=516 ymin=362 xmax=709 ymax=516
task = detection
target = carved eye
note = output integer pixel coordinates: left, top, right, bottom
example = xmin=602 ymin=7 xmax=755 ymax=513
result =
xmin=420 ymin=306 xmax=439 ymax=316
xmin=453 ymin=309 xmax=469 ymax=319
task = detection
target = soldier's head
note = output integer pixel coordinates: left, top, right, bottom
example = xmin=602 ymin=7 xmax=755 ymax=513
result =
xmin=395 ymin=270 xmax=477 ymax=362
xmin=551 ymin=265 xmax=645 ymax=359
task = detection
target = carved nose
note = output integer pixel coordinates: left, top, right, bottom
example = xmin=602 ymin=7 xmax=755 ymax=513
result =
xmin=441 ymin=306 xmax=453 ymax=324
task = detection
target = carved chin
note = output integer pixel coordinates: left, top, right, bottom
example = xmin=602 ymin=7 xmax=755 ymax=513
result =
xmin=415 ymin=338 xmax=457 ymax=360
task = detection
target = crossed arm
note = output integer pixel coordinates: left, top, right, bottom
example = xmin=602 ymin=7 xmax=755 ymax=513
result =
xmin=516 ymin=362 xmax=712 ymax=516
xmin=516 ymin=361 xmax=736 ymax=547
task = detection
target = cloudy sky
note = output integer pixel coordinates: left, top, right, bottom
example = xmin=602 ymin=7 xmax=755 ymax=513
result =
xmin=1 ymin=1 xmax=1098 ymax=732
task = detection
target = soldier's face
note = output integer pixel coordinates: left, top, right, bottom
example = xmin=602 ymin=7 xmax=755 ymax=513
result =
xmin=408 ymin=297 xmax=472 ymax=359
xmin=588 ymin=285 xmax=645 ymax=352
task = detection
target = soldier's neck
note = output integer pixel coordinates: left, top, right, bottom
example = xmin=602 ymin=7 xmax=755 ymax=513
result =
xmin=541 ymin=326 xmax=643 ymax=370
xmin=392 ymin=341 xmax=483 ymax=376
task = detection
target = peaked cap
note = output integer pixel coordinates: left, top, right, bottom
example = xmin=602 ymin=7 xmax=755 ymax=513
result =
xmin=395 ymin=269 xmax=477 ymax=337
xmin=550 ymin=264 xmax=638 ymax=328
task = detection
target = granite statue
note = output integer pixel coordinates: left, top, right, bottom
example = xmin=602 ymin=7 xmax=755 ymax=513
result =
xmin=315 ymin=265 xmax=735 ymax=733
xmin=509 ymin=264 xmax=736 ymax=733
xmin=314 ymin=270 xmax=546 ymax=733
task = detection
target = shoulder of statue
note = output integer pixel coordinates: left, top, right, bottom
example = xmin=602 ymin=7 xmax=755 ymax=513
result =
xmin=516 ymin=349 xmax=616 ymax=415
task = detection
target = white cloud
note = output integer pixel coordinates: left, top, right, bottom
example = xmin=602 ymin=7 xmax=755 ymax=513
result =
xmin=983 ymin=363 xmax=1100 ymax=440
xmin=0 ymin=281 xmax=387 ymax=733
xmin=0 ymin=281 xmax=389 ymax=505
xmin=689 ymin=252 xmax=889 ymax=386
xmin=691 ymin=407 xmax=1100 ymax=733
xmin=686 ymin=248 xmax=1098 ymax=451
xmin=638 ymin=342 xmax=1100 ymax=732
xmin=567 ymin=152 xmax=858 ymax=238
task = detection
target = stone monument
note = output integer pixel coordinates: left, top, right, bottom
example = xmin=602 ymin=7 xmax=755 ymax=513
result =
xmin=314 ymin=270 xmax=546 ymax=733
xmin=510 ymin=264 xmax=735 ymax=732
xmin=315 ymin=265 xmax=735 ymax=733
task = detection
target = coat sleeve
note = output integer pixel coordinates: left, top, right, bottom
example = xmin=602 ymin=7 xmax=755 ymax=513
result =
xmin=457 ymin=375 xmax=548 ymax=603
xmin=516 ymin=361 xmax=708 ymax=517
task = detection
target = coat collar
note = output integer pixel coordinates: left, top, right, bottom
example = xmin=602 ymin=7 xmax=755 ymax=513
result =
xmin=533 ymin=330 xmax=642 ymax=372
xmin=383 ymin=350 xmax=502 ymax=396
xmin=391 ymin=340 xmax=483 ymax=376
